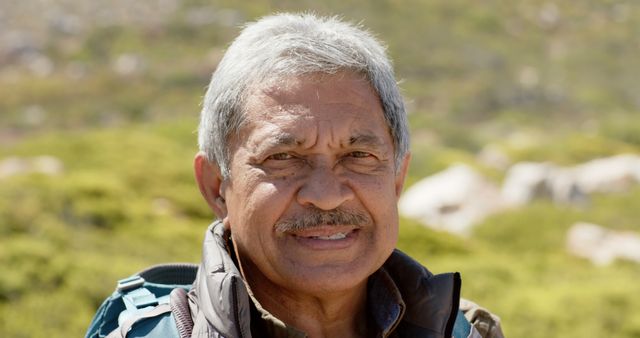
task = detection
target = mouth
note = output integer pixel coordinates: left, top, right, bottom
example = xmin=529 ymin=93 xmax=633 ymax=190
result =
xmin=295 ymin=231 xmax=351 ymax=240
xmin=286 ymin=226 xmax=360 ymax=249
xmin=310 ymin=232 xmax=348 ymax=240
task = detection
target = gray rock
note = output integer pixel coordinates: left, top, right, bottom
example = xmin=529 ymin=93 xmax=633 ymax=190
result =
xmin=572 ymin=154 xmax=640 ymax=194
xmin=567 ymin=222 xmax=640 ymax=266
xmin=399 ymin=164 xmax=504 ymax=235
xmin=0 ymin=156 xmax=64 ymax=178
xmin=501 ymin=154 xmax=640 ymax=207
xmin=501 ymin=162 xmax=556 ymax=206
xmin=112 ymin=53 xmax=146 ymax=76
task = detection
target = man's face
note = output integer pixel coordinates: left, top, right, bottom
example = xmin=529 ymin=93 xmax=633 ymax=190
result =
xmin=221 ymin=72 xmax=409 ymax=295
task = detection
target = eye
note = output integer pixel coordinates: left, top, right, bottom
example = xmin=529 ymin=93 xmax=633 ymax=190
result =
xmin=267 ymin=153 xmax=294 ymax=160
xmin=348 ymin=151 xmax=373 ymax=158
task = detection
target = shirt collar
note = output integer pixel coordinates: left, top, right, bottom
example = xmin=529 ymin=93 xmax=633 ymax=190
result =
xmin=246 ymin=284 xmax=306 ymax=338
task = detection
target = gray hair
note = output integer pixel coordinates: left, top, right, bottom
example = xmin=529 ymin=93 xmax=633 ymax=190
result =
xmin=198 ymin=13 xmax=409 ymax=177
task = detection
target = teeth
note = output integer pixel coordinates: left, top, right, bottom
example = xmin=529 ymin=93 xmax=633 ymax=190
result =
xmin=314 ymin=232 xmax=347 ymax=240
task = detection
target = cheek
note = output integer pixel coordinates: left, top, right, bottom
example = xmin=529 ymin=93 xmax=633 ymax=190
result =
xmin=228 ymin=177 xmax=295 ymax=232
xmin=351 ymin=173 xmax=398 ymax=206
xmin=354 ymin=174 xmax=401 ymax=239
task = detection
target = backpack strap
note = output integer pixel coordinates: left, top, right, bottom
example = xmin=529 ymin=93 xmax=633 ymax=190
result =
xmin=105 ymin=304 xmax=174 ymax=338
xmin=116 ymin=263 xmax=198 ymax=327
xmin=170 ymin=288 xmax=194 ymax=338
xmin=452 ymin=310 xmax=476 ymax=338
xmin=85 ymin=263 xmax=198 ymax=338
xmin=116 ymin=275 xmax=171 ymax=325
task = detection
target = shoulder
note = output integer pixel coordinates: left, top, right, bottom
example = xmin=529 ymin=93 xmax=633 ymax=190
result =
xmin=460 ymin=298 xmax=506 ymax=338
xmin=85 ymin=264 xmax=197 ymax=338
xmin=383 ymin=250 xmax=506 ymax=338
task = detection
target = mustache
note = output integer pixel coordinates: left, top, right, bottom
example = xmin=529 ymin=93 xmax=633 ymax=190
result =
xmin=275 ymin=207 xmax=371 ymax=233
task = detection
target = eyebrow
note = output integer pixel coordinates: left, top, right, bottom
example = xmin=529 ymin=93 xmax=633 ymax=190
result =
xmin=271 ymin=133 xmax=301 ymax=147
xmin=274 ymin=133 xmax=300 ymax=146
xmin=257 ymin=133 xmax=301 ymax=152
xmin=349 ymin=134 xmax=385 ymax=148
xmin=256 ymin=132 xmax=385 ymax=152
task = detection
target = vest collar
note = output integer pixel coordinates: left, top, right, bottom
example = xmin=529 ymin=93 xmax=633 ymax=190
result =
xmin=188 ymin=221 xmax=460 ymax=338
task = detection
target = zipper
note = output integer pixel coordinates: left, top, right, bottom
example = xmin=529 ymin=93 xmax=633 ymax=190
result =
xmin=231 ymin=277 xmax=246 ymax=338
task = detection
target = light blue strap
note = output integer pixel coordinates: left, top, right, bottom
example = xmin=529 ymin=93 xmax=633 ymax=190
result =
xmin=452 ymin=310 xmax=472 ymax=338
xmin=122 ymin=288 xmax=158 ymax=311
xmin=116 ymin=275 xmax=162 ymax=326
xmin=118 ymin=304 xmax=174 ymax=338
xmin=117 ymin=276 xmax=145 ymax=293
xmin=115 ymin=275 xmax=176 ymax=328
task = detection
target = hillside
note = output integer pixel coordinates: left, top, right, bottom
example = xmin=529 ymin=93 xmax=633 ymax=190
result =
xmin=1 ymin=1 xmax=640 ymax=337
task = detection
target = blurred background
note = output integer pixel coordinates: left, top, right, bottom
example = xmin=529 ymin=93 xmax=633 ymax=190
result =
xmin=1 ymin=0 xmax=639 ymax=337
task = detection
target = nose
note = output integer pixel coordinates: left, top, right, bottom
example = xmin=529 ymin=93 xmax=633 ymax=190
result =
xmin=296 ymin=165 xmax=355 ymax=210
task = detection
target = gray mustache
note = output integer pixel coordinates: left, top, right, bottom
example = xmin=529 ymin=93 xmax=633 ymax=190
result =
xmin=275 ymin=207 xmax=370 ymax=233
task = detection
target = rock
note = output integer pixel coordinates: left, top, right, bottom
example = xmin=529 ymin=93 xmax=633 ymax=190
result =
xmin=501 ymin=162 xmax=557 ymax=206
xmin=399 ymin=164 xmax=504 ymax=235
xmin=567 ymin=222 xmax=640 ymax=266
xmin=546 ymin=167 xmax=588 ymax=205
xmin=22 ymin=105 xmax=47 ymax=126
xmin=34 ymin=156 xmax=64 ymax=176
xmin=476 ymin=144 xmax=511 ymax=170
xmin=572 ymin=154 xmax=640 ymax=194
xmin=22 ymin=52 xmax=54 ymax=77
xmin=151 ymin=198 xmax=174 ymax=216
xmin=538 ymin=2 xmax=560 ymax=29
xmin=518 ymin=66 xmax=539 ymax=88
xmin=500 ymin=154 xmax=640 ymax=207
xmin=0 ymin=156 xmax=64 ymax=179
xmin=112 ymin=53 xmax=146 ymax=76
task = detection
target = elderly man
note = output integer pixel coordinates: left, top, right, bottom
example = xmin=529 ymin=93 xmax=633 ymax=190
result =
xmin=87 ymin=13 xmax=504 ymax=338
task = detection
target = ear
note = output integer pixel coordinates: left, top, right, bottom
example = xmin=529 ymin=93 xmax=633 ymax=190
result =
xmin=394 ymin=152 xmax=411 ymax=198
xmin=194 ymin=152 xmax=228 ymax=218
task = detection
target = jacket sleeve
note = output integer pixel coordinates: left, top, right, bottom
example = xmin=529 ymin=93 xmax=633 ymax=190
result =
xmin=459 ymin=298 xmax=506 ymax=338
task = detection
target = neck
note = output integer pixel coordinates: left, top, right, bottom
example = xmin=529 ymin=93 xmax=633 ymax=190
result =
xmin=233 ymin=245 xmax=372 ymax=338
xmin=253 ymin=274 xmax=371 ymax=338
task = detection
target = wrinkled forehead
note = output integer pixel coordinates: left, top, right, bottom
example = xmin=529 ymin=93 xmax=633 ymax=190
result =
xmin=229 ymin=71 xmax=391 ymax=151
xmin=250 ymin=70 xmax=371 ymax=92
xmin=242 ymin=71 xmax=380 ymax=119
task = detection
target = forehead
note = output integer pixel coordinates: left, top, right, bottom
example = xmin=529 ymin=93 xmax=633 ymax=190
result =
xmin=248 ymin=72 xmax=378 ymax=109
xmin=239 ymin=72 xmax=390 ymax=139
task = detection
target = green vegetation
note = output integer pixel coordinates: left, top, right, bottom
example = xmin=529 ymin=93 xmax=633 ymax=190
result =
xmin=2 ymin=1 xmax=640 ymax=337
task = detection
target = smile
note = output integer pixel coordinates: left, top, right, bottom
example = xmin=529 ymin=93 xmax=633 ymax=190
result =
xmin=288 ymin=225 xmax=359 ymax=238
xmin=312 ymin=232 xmax=348 ymax=240
xmin=287 ymin=227 xmax=360 ymax=250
